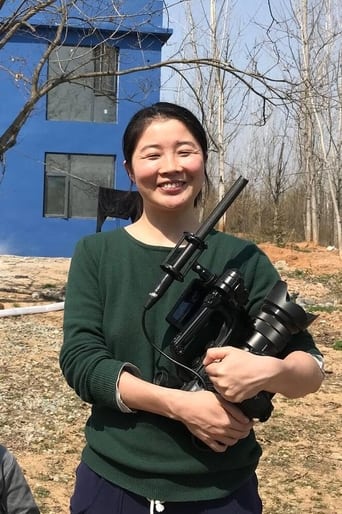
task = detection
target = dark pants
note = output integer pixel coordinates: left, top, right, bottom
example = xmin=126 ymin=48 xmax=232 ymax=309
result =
xmin=70 ymin=462 xmax=262 ymax=513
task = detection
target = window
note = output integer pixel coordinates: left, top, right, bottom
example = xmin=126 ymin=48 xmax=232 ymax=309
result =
xmin=94 ymin=45 xmax=117 ymax=96
xmin=44 ymin=153 xmax=115 ymax=218
xmin=47 ymin=44 xmax=118 ymax=122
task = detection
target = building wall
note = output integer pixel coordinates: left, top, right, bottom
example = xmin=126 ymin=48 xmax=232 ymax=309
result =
xmin=0 ymin=1 xmax=170 ymax=256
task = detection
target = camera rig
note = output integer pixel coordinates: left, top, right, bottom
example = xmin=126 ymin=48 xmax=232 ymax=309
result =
xmin=143 ymin=176 xmax=317 ymax=422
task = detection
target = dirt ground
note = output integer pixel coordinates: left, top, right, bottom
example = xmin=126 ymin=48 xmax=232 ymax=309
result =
xmin=0 ymin=242 xmax=341 ymax=513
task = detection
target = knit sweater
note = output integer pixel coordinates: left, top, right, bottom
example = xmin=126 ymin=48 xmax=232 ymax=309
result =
xmin=60 ymin=228 xmax=319 ymax=502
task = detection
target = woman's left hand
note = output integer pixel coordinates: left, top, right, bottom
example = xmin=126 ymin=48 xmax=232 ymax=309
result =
xmin=203 ymin=346 xmax=278 ymax=403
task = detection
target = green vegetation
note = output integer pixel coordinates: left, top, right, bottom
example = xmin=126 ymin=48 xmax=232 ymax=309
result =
xmin=333 ymin=340 xmax=342 ymax=351
xmin=34 ymin=486 xmax=50 ymax=498
xmin=308 ymin=305 xmax=341 ymax=313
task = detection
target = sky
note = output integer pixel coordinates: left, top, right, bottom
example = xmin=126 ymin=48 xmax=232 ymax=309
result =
xmin=160 ymin=0 xmax=272 ymax=99
xmin=159 ymin=0 xmax=288 ymax=177
xmin=161 ymin=0 xmax=270 ymax=58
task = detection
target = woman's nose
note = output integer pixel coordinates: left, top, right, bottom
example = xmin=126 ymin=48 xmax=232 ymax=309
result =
xmin=160 ymin=154 xmax=181 ymax=174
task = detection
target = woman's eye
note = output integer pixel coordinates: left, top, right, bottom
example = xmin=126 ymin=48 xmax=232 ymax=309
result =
xmin=146 ymin=153 xmax=160 ymax=159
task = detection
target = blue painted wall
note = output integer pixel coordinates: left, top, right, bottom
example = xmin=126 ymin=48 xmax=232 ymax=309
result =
xmin=0 ymin=1 xmax=171 ymax=256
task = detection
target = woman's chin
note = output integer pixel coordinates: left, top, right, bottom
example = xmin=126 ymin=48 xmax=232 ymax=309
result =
xmin=159 ymin=197 xmax=193 ymax=211
xmin=156 ymin=190 xmax=196 ymax=209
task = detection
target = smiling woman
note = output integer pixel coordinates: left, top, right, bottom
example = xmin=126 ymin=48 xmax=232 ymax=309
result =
xmin=122 ymin=103 xmax=209 ymax=246
xmin=124 ymin=117 xmax=206 ymax=243
xmin=60 ymin=102 xmax=324 ymax=514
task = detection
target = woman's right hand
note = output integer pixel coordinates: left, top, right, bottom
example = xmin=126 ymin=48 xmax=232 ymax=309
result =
xmin=173 ymin=390 xmax=254 ymax=452
xmin=118 ymin=371 xmax=253 ymax=452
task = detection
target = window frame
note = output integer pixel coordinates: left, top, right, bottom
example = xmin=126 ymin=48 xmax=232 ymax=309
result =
xmin=47 ymin=43 xmax=119 ymax=123
xmin=94 ymin=44 xmax=118 ymax=97
xmin=44 ymin=152 xmax=115 ymax=219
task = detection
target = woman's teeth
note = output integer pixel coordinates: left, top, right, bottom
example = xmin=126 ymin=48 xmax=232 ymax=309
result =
xmin=161 ymin=181 xmax=184 ymax=189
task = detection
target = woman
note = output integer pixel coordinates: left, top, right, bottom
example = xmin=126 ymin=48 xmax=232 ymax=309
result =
xmin=60 ymin=102 xmax=324 ymax=513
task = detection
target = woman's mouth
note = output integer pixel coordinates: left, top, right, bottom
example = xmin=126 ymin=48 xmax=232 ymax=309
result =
xmin=159 ymin=180 xmax=186 ymax=191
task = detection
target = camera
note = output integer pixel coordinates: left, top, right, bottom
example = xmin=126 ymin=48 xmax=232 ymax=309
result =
xmin=163 ymin=269 xmax=317 ymax=421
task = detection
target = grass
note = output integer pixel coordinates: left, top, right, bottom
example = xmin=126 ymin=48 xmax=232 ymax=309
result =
xmin=309 ymin=305 xmax=341 ymax=313
xmin=333 ymin=340 xmax=342 ymax=351
xmin=35 ymin=486 xmax=51 ymax=499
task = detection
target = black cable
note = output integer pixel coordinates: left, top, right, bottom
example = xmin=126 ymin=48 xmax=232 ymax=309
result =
xmin=142 ymin=308 xmax=207 ymax=389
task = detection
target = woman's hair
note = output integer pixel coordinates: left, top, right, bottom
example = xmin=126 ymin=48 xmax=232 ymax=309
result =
xmin=123 ymin=102 xmax=209 ymax=205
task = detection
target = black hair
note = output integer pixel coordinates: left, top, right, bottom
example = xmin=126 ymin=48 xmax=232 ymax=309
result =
xmin=122 ymin=102 xmax=209 ymax=204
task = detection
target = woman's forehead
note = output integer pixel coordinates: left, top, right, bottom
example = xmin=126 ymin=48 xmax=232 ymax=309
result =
xmin=136 ymin=118 xmax=199 ymax=145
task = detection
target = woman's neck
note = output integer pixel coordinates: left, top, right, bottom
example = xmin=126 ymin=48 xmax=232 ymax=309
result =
xmin=125 ymin=209 xmax=200 ymax=246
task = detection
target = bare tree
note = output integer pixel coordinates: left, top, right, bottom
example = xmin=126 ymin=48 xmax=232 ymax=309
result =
xmin=161 ymin=1 xmax=264 ymax=229
xmin=256 ymin=0 xmax=342 ymax=253
xmin=0 ymin=0 xmax=295 ymax=168
xmin=292 ymin=0 xmax=341 ymax=252
xmin=263 ymin=114 xmax=295 ymax=244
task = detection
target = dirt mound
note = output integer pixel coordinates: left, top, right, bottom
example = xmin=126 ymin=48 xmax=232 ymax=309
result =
xmin=259 ymin=242 xmax=341 ymax=274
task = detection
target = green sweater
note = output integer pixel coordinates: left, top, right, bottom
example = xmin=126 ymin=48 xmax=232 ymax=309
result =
xmin=61 ymin=228 xmax=319 ymax=502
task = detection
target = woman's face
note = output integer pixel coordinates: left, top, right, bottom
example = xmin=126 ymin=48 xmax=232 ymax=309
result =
xmin=126 ymin=118 xmax=206 ymax=214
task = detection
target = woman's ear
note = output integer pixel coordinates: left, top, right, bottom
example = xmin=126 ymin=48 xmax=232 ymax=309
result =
xmin=124 ymin=160 xmax=135 ymax=183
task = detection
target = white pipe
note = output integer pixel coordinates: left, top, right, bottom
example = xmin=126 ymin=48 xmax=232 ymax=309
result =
xmin=0 ymin=302 xmax=65 ymax=317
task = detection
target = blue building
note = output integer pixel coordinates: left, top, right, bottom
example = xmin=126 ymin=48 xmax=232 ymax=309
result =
xmin=0 ymin=1 xmax=171 ymax=256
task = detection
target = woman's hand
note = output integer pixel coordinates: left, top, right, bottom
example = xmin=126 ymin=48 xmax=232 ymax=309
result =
xmin=118 ymin=370 xmax=254 ymax=452
xmin=203 ymin=346 xmax=279 ymax=403
xmin=174 ymin=390 xmax=254 ymax=452
xmin=203 ymin=346 xmax=324 ymax=402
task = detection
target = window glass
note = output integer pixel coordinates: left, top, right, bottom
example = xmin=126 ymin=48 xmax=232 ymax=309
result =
xmin=44 ymin=175 xmax=66 ymax=216
xmin=69 ymin=154 xmax=114 ymax=217
xmin=44 ymin=153 xmax=115 ymax=218
xmin=47 ymin=45 xmax=118 ymax=122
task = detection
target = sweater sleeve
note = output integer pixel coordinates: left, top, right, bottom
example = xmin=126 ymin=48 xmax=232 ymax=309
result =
xmin=60 ymin=237 xmax=140 ymax=409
